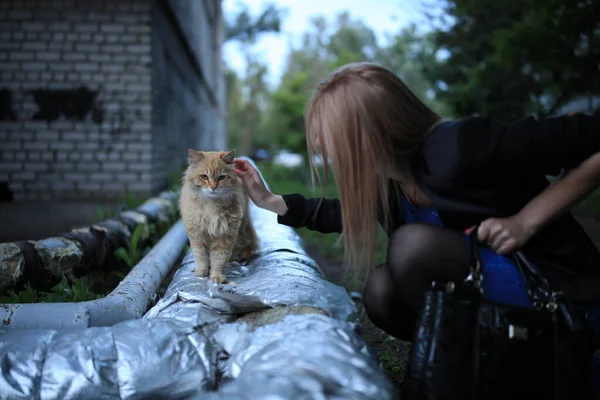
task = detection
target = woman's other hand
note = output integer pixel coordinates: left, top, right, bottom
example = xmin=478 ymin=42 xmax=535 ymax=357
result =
xmin=477 ymin=215 xmax=534 ymax=255
xmin=234 ymin=158 xmax=288 ymax=216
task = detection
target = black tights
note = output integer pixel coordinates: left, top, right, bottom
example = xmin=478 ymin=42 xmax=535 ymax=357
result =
xmin=362 ymin=223 xmax=471 ymax=341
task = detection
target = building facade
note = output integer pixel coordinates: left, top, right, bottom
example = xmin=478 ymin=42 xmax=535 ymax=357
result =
xmin=0 ymin=0 xmax=226 ymax=203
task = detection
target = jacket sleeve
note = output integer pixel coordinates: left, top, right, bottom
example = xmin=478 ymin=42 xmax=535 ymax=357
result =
xmin=277 ymin=193 xmax=342 ymax=233
xmin=459 ymin=111 xmax=600 ymax=180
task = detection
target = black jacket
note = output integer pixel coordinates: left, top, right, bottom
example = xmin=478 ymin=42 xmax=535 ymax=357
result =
xmin=278 ymin=113 xmax=600 ymax=301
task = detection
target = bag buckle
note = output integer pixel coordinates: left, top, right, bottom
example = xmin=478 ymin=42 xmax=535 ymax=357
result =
xmin=508 ymin=324 xmax=529 ymax=340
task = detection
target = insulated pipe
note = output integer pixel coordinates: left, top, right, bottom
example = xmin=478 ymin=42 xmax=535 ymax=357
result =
xmin=0 ymin=221 xmax=188 ymax=330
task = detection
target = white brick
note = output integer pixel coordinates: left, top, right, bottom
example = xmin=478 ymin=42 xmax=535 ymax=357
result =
xmin=127 ymin=83 xmax=150 ymax=94
xmin=39 ymin=32 xmax=52 ymax=41
xmin=52 ymin=182 xmax=75 ymax=190
xmin=49 ymin=22 xmax=70 ymax=32
xmin=1 ymin=141 xmax=21 ymax=150
xmin=101 ymin=24 xmax=125 ymax=33
xmin=24 ymin=142 xmax=48 ymax=151
xmin=119 ymin=34 xmax=137 ymax=43
xmin=62 ymin=132 xmax=86 ymax=141
xmin=78 ymin=182 xmax=101 ymax=191
xmin=102 ymin=44 xmax=124 ymax=53
xmin=74 ymin=63 xmax=98 ymax=72
xmin=36 ymin=52 xmax=60 ymax=61
xmin=36 ymin=132 xmax=60 ymax=141
xmin=128 ymin=163 xmax=146 ymax=172
xmin=10 ymin=52 xmax=34 ymax=61
xmin=22 ymin=42 xmax=47 ymax=51
xmin=0 ymin=162 xmax=22 ymax=172
xmin=22 ymin=22 xmax=45 ymax=31
xmin=127 ymin=143 xmax=151 ymax=151
xmin=101 ymin=64 xmax=124 ymax=73
xmin=127 ymin=44 xmax=150 ymax=54
xmin=81 ymin=152 xmax=94 ymax=161
xmin=25 ymin=162 xmax=48 ymax=172
xmin=41 ymin=153 xmax=54 ymax=162
xmin=12 ymin=172 xmax=36 ymax=181
xmin=24 ymin=121 xmax=48 ymax=130
xmin=63 ymin=53 xmax=85 ymax=61
xmin=64 ymin=172 xmax=86 ymax=181
xmin=49 ymin=42 xmax=73 ymax=51
xmin=89 ymin=54 xmax=110 ymax=62
xmin=115 ymin=14 xmax=138 ymax=23
xmin=79 ymin=33 xmax=92 ymax=41
xmin=119 ymin=173 xmax=138 ymax=182
xmin=122 ymin=152 xmax=138 ymax=161
xmin=105 ymin=34 xmax=119 ymax=43
xmin=22 ymin=62 xmax=46 ymax=71
xmin=90 ymin=172 xmax=112 ymax=182
xmin=76 ymin=43 xmax=99 ymax=52
xmin=50 ymin=142 xmax=75 ymax=150
xmin=25 ymin=181 xmax=49 ymax=190
xmin=76 ymin=162 xmax=100 ymax=171
xmin=107 ymin=152 xmax=121 ymax=161
xmin=2 ymin=153 xmax=15 ymax=161
xmin=74 ymin=23 xmax=98 ymax=33
xmin=38 ymin=173 xmax=61 ymax=182
xmin=89 ymin=12 xmax=111 ymax=22
xmin=102 ymin=162 xmax=127 ymax=171
xmin=28 ymin=152 xmax=41 ymax=161
xmin=54 ymin=162 xmax=74 ymax=171
xmin=0 ymin=62 xmax=19 ymax=71
xmin=48 ymin=82 xmax=72 ymax=90
xmin=15 ymin=152 xmax=27 ymax=161
xmin=102 ymin=182 xmax=126 ymax=192
xmin=127 ymin=25 xmax=150 ymax=34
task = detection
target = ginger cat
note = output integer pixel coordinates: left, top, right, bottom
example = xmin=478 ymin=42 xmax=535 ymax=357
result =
xmin=179 ymin=149 xmax=258 ymax=283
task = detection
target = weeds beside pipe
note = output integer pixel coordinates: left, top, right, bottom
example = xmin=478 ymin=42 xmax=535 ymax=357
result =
xmin=1 ymin=220 xmax=188 ymax=330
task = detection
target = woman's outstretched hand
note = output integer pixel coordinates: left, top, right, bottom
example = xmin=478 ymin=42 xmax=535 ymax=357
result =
xmin=477 ymin=215 xmax=534 ymax=255
xmin=233 ymin=158 xmax=288 ymax=216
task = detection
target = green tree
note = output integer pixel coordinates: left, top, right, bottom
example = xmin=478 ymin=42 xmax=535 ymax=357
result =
xmin=424 ymin=0 xmax=600 ymax=122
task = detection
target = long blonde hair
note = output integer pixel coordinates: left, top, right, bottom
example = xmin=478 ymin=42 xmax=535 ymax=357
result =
xmin=304 ymin=62 xmax=442 ymax=278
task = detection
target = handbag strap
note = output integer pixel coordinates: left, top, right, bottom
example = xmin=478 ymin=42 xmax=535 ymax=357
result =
xmin=464 ymin=227 xmax=484 ymax=290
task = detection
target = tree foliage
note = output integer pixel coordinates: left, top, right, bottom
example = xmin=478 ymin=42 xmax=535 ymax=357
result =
xmin=425 ymin=0 xmax=600 ymax=122
xmin=226 ymin=10 xmax=453 ymax=157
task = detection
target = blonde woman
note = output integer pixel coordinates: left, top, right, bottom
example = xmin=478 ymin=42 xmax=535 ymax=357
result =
xmin=235 ymin=63 xmax=600 ymax=344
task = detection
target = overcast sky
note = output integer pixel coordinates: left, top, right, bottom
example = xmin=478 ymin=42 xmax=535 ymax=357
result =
xmin=222 ymin=0 xmax=436 ymax=87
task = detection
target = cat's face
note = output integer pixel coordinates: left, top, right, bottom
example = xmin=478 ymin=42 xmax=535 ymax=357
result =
xmin=185 ymin=149 xmax=239 ymax=199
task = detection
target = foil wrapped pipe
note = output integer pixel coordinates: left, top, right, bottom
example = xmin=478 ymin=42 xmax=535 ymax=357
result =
xmin=0 ymin=190 xmax=180 ymax=294
xmin=0 ymin=221 xmax=189 ymax=330
xmin=0 ymin=158 xmax=396 ymax=400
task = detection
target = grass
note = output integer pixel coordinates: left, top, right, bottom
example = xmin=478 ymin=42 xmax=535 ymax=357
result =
xmin=257 ymin=161 xmax=409 ymax=395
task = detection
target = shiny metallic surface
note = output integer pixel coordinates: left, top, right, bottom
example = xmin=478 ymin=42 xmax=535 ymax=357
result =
xmin=1 ymin=221 xmax=189 ymax=330
xmin=0 ymin=159 xmax=395 ymax=400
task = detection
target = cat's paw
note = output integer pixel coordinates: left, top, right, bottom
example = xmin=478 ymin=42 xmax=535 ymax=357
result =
xmin=210 ymin=273 xmax=226 ymax=284
xmin=194 ymin=265 xmax=209 ymax=277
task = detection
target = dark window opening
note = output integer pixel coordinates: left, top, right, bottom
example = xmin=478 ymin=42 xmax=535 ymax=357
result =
xmin=0 ymin=183 xmax=13 ymax=202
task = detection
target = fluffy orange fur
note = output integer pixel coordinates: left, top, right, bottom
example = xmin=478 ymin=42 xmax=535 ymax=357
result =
xmin=179 ymin=149 xmax=258 ymax=283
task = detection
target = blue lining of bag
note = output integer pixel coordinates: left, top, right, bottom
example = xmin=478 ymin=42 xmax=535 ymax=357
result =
xmin=400 ymin=197 xmax=534 ymax=308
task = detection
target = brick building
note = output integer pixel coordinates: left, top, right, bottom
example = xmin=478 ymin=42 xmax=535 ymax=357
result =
xmin=0 ymin=0 xmax=226 ymax=241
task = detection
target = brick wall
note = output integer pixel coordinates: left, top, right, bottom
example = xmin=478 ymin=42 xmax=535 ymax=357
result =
xmin=0 ymin=0 xmax=224 ymax=202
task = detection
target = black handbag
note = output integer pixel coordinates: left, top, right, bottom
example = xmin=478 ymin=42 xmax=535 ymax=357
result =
xmin=401 ymin=228 xmax=593 ymax=400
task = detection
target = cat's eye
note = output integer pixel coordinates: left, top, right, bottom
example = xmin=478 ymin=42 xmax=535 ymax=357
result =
xmin=200 ymin=174 xmax=208 ymax=180
xmin=218 ymin=175 xmax=227 ymax=181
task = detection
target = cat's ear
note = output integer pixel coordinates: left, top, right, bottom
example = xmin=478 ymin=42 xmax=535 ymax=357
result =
xmin=220 ymin=150 xmax=235 ymax=164
xmin=188 ymin=149 xmax=204 ymax=164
